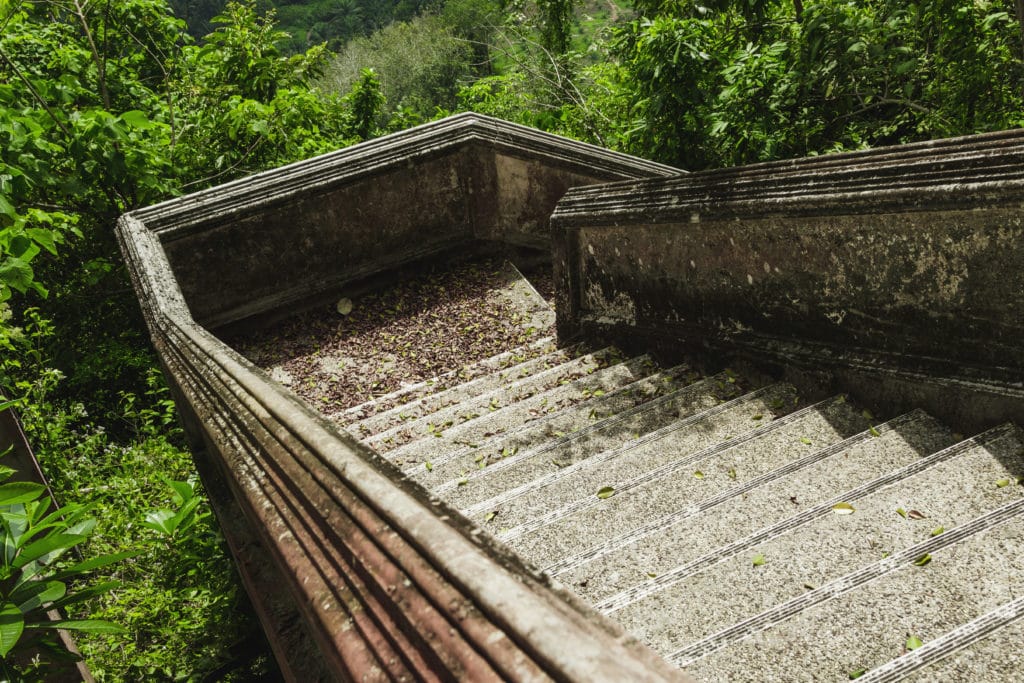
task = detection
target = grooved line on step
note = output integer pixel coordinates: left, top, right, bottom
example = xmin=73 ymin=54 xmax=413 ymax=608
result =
xmin=430 ymin=368 xmax=719 ymax=492
xmin=365 ymin=348 xmax=633 ymax=449
xmin=487 ymin=386 xmax=814 ymax=539
xmin=355 ymin=344 xmax=584 ymax=437
xmin=546 ymin=410 xmax=930 ymax=576
xmin=668 ymin=481 xmax=1024 ymax=666
xmin=342 ymin=335 xmax=557 ymax=422
xmin=597 ymin=422 xmax=1015 ymax=614
xmin=404 ymin=363 xmax=696 ymax=477
xmin=855 ymin=594 xmax=1024 ymax=682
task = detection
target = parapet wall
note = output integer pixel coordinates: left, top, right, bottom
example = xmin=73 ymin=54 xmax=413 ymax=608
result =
xmin=118 ymin=114 xmax=684 ymax=682
xmin=133 ymin=114 xmax=675 ymax=329
xmin=554 ymin=129 xmax=1024 ymax=428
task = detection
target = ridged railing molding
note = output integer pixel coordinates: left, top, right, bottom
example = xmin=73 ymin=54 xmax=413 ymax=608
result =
xmin=553 ymin=128 xmax=1024 ymax=432
xmin=118 ymin=114 xmax=687 ymax=681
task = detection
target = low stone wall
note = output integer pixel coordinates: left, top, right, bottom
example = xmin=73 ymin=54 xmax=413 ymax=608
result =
xmin=554 ymin=129 xmax=1024 ymax=429
xmin=119 ymin=114 xmax=685 ymax=682
xmin=133 ymin=114 xmax=675 ymax=329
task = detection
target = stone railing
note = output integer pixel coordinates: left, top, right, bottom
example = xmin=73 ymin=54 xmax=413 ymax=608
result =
xmin=553 ymin=128 xmax=1024 ymax=431
xmin=118 ymin=114 xmax=686 ymax=681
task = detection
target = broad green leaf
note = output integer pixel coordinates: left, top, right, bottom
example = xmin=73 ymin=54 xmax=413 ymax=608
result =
xmin=0 ymin=603 xmax=23 ymax=656
xmin=996 ymin=478 xmax=1011 ymax=488
xmin=142 ymin=508 xmax=176 ymax=535
xmin=906 ymin=635 xmax=923 ymax=650
xmin=693 ymin=470 xmax=704 ymax=479
xmin=849 ymin=668 xmax=867 ymax=679
xmin=0 ymin=257 xmax=34 ymax=294
xmin=832 ymin=502 xmax=855 ymax=515
xmin=119 ymin=110 xmax=157 ymax=129
xmin=13 ymin=533 xmax=88 ymax=569
xmin=25 ymin=619 xmax=125 ymax=635
xmin=14 ymin=580 xmax=66 ymax=613
xmin=483 ymin=512 xmax=496 ymax=522
xmin=752 ymin=553 xmax=766 ymax=567
xmin=49 ymin=581 xmax=122 ymax=611
xmin=597 ymin=486 xmax=615 ymax=499
xmin=0 ymin=481 xmax=45 ymax=506
xmin=51 ymin=551 xmax=137 ymax=582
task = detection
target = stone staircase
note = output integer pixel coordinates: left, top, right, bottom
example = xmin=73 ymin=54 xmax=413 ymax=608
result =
xmin=333 ymin=295 xmax=1024 ymax=681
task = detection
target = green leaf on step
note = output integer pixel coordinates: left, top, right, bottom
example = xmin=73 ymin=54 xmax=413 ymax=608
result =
xmin=483 ymin=511 xmax=496 ymax=522
xmin=752 ymin=413 xmax=764 ymax=421
xmin=930 ymin=526 xmax=944 ymax=536
xmin=996 ymin=478 xmax=1011 ymax=488
xmin=913 ymin=553 xmax=932 ymax=566
xmin=906 ymin=635 xmax=924 ymax=651
xmin=335 ymin=298 xmax=353 ymax=315
xmin=424 ymin=461 xmax=433 ymax=472
xmin=869 ymin=426 xmax=881 ymax=437
xmin=693 ymin=470 xmax=705 ymax=479
xmin=646 ymin=572 xmax=657 ymax=578
xmin=474 ymin=453 xmax=485 ymax=463
xmin=597 ymin=486 xmax=616 ymax=500
xmin=803 ymin=583 xmax=816 ymax=590
xmin=727 ymin=468 xmax=737 ymax=480
xmin=862 ymin=409 xmax=873 ymax=420
xmin=831 ymin=502 xmax=855 ymax=515
xmin=593 ymin=389 xmax=605 ymax=397
xmin=457 ymin=478 xmax=468 ymax=487
xmin=849 ymin=668 xmax=867 ymax=679
xmin=752 ymin=553 xmax=766 ymax=567
xmin=800 ymin=437 xmax=812 ymax=445
xmin=896 ymin=508 xmax=908 ymax=518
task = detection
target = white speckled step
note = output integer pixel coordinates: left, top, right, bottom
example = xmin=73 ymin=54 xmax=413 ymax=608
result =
xmin=411 ymin=365 xmax=729 ymax=488
xmin=338 ymin=335 xmax=560 ymax=424
xmin=556 ymin=410 xmax=955 ymax=603
xmin=863 ymin=595 xmax=1024 ymax=682
xmin=352 ymin=343 xmax=586 ymax=437
xmin=606 ymin=424 xmax=1023 ymax=670
xmin=684 ymin=498 xmax=1024 ymax=682
xmin=372 ymin=353 xmax=659 ymax=464
xmin=363 ymin=346 xmax=631 ymax=454
xmin=432 ymin=371 xmax=746 ymax=508
xmin=491 ymin=393 xmax=869 ymax=570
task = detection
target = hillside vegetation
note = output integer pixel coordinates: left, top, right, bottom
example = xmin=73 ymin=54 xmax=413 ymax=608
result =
xmin=2 ymin=0 xmax=1022 ymax=679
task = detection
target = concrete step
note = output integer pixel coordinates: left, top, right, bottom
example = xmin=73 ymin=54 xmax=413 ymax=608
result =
xmin=862 ymin=595 xmax=1024 ymax=682
xmin=351 ymin=342 xmax=586 ymax=438
xmin=459 ymin=382 xmax=799 ymax=528
xmin=373 ymin=352 xmax=658 ymax=464
xmin=491 ymin=393 xmax=867 ymax=568
xmin=684 ymin=496 xmax=1024 ymax=682
xmin=556 ymin=410 xmax=956 ymax=604
xmin=338 ymin=335 xmax=560 ymax=425
xmin=600 ymin=423 xmax=1023 ymax=674
xmin=432 ymin=371 xmax=748 ymax=507
xmin=490 ymin=392 xmax=877 ymax=574
xmin=363 ymin=346 xmax=631 ymax=455
xmin=411 ymin=365 xmax=733 ymax=491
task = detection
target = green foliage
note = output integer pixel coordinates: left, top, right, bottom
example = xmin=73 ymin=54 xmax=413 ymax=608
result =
xmin=617 ymin=0 xmax=1024 ymax=168
xmin=0 ymin=413 xmax=127 ymax=680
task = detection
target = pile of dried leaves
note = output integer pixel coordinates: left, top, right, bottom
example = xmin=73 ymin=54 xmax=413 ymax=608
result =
xmin=231 ymin=258 xmax=555 ymax=416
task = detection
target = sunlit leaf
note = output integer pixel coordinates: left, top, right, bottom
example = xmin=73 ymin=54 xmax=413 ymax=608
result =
xmin=831 ymin=502 xmax=855 ymax=515
xmin=752 ymin=553 xmax=765 ymax=566
xmin=913 ymin=553 xmax=932 ymax=566
xmin=597 ymin=486 xmax=615 ymax=499
xmin=906 ymin=635 xmax=923 ymax=650
xmin=0 ymin=603 xmax=24 ymax=657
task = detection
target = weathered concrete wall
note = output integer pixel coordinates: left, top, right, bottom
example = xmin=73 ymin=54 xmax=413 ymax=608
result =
xmin=554 ymin=128 xmax=1024 ymax=428
xmin=119 ymin=114 xmax=686 ymax=682
xmin=135 ymin=114 xmax=676 ymax=329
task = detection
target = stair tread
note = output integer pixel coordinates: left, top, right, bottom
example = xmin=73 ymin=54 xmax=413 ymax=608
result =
xmin=353 ymin=343 xmax=585 ymax=437
xmin=338 ymin=335 xmax=559 ymax=424
xmin=557 ymin=410 xmax=955 ymax=604
xmin=372 ymin=352 xmax=656 ymax=461
xmin=498 ymin=392 xmax=868 ymax=570
xmin=607 ymin=424 xmax=1024 ymax=662
xmin=360 ymin=346 xmax=630 ymax=452
xmin=435 ymin=371 xmax=743 ymax=508
xmin=881 ymin=596 xmax=1024 ymax=682
xmin=684 ymin=498 xmax=1024 ymax=682
xmin=412 ymin=365 xmax=721 ymax=487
